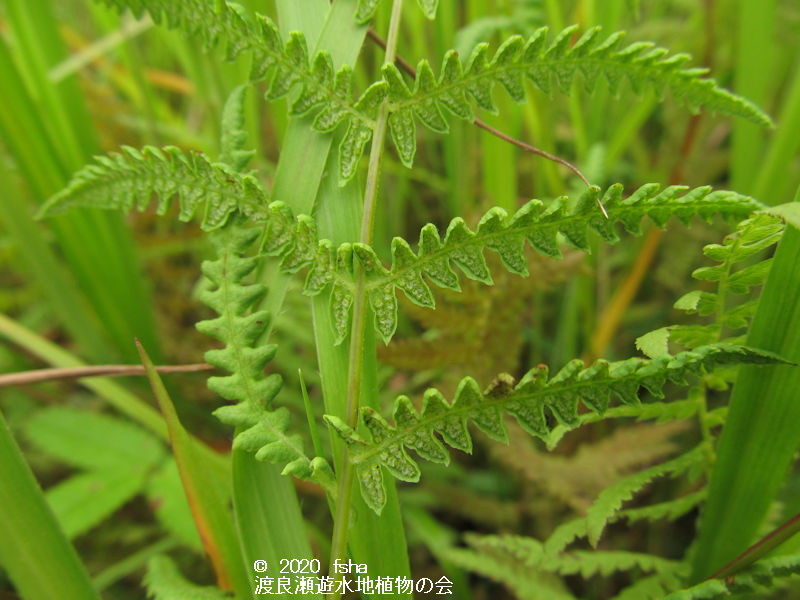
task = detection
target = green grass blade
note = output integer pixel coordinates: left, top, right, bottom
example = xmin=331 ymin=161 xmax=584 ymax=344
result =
xmin=2 ymin=0 xmax=160 ymax=362
xmin=136 ymin=340 xmax=250 ymax=598
xmin=226 ymin=4 xmax=367 ymax=596
xmin=752 ymin=64 xmax=800 ymax=204
xmin=312 ymin=150 xmax=413 ymax=598
xmin=730 ymin=0 xmax=777 ymax=194
xmin=689 ymin=203 xmax=800 ymax=581
xmin=0 ymin=410 xmax=101 ymax=600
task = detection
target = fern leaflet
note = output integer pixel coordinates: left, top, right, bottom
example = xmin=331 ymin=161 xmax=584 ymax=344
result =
xmin=664 ymin=554 xmax=800 ymax=599
xmin=464 ymin=532 xmax=677 ymax=578
xmin=338 ymin=184 xmax=764 ymax=344
xmin=195 ymin=222 xmax=333 ymax=491
xmin=325 ymin=344 xmax=786 ymax=513
xmin=42 ymin=155 xmax=765 ymax=348
xmin=381 ymin=25 xmax=772 ymax=166
xmin=95 ymin=1 xmax=772 ymax=181
xmin=37 ymin=146 xmax=267 ymax=231
xmin=636 ymin=214 xmax=784 ymax=356
xmin=586 ymin=444 xmax=707 ymax=546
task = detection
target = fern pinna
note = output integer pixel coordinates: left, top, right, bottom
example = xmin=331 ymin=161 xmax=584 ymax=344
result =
xmin=96 ymin=0 xmax=769 ymax=182
xmin=41 ymin=159 xmax=764 ymax=347
xmin=325 ymin=344 xmax=785 ymax=514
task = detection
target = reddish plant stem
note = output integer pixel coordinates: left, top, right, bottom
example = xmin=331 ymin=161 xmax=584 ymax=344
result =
xmin=0 ymin=363 xmax=213 ymax=387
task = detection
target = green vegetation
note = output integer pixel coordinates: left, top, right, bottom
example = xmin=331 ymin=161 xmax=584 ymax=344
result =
xmin=1 ymin=1 xmax=800 ymax=598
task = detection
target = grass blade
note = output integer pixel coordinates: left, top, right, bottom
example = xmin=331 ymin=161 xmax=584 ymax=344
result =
xmin=690 ymin=202 xmax=800 ymax=581
xmin=136 ymin=340 xmax=249 ymax=597
xmin=224 ymin=4 xmax=367 ymax=597
xmin=0 ymin=410 xmax=101 ymax=600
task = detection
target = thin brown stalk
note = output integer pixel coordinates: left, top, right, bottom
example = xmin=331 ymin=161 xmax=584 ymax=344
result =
xmin=0 ymin=363 xmax=213 ymax=387
xmin=366 ymin=28 xmax=596 ymax=197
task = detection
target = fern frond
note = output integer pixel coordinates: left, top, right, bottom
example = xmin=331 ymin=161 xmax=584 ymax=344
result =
xmin=586 ymin=444 xmax=707 ymax=546
xmin=340 ymin=184 xmax=763 ymax=344
xmin=195 ymin=223 xmax=331 ymax=488
xmin=543 ymin=489 xmax=707 ymax=557
xmin=37 ymin=146 xmax=268 ymax=231
xmin=465 ymin=532 xmax=677 ymax=578
xmin=664 ymin=554 xmax=800 ymax=599
xmin=438 ymin=544 xmax=576 ymax=600
xmin=219 ymin=84 xmax=256 ymax=172
xmin=98 ymin=0 xmax=382 ymax=181
xmin=546 ymin=398 xmax=700 ymax=449
xmin=611 ymin=570 xmax=685 ymax=600
xmin=92 ymin=3 xmax=773 ymax=181
xmin=442 ymin=532 xmax=676 ymax=599
xmin=620 ymin=488 xmax=707 ymax=525
xmin=381 ymin=26 xmax=771 ymax=166
xmin=638 ymin=214 xmax=785 ymax=353
xmin=325 ymin=344 xmax=785 ymax=513
xmin=355 ymin=0 xmax=439 ymax=24
xmin=40 ymin=152 xmax=765 ymax=349
xmin=490 ymin=420 xmax=688 ymax=512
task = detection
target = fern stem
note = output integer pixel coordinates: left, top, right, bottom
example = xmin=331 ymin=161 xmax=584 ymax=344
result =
xmin=329 ymin=1 xmax=404 ymax=591
xmin=359 ymin=1 xmax=403 ymax=246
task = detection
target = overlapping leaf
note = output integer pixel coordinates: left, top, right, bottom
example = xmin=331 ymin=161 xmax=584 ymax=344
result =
xmin=326 ymin=344 xmax=788 ymax=513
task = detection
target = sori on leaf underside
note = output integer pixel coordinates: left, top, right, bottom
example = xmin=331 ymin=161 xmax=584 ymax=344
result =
xmin=98 ymin=0 xmax=771 ymax=182
xmin=38 ymin=144 xmax=766 ymax=345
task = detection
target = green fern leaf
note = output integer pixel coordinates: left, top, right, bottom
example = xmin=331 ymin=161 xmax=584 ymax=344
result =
xmin=586 ymin=444 xmax=707 ymax=546
xmin=438 ymin=544 xmax=576 ymax=600
xmin=96 ymin=2 xmax=773 ymax=181
xmin=543 ymin=489 xmax=706 ymax=558
xmin=380 ymin=26 xmax=772 ymax=165
xmin=96 ymin=3 xmax=771 ymax=181
xmin=97 ymin=0 xmax=367 ymax=181
xmin=326 ymin=344 xmax=785 ymax=514
xmin=611 ymin=570 xmax=685 ymax=600
xmin=347 ymin=184 xmax=762 ymax=344
xmin=196 ymin=223 xmax=329 ymax=486
xmin=664 ymin=579 xmax=730 ymax=600
xmin=41 ymin=153 xmax=765 ymax=349
xmin=665 ymin=555 xmax=800 ymax=598
xmin=465 ymin=532 xmax=677 ymax=578
xmin=37 ymin=146 xmax=268 ymax=231
xmin=219 ymin=84 xmax=256 ymax=172
xmin=621 ymin=488 xmax=707 ymax=525
xmin=665 ymin=214 xmax=784 ymax=350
